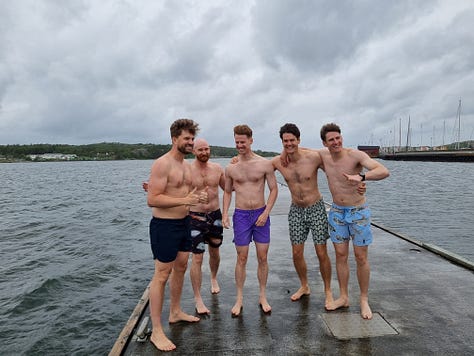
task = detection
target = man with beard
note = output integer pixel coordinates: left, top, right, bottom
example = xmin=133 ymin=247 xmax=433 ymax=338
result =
xmin=146 ymin=119 xmax=206 ymax=352
xmin=144 ymin=138 xmax=226 ymax=314
xmin=143 ymin=138 xmax=225 ymax=314
xmin=188 ymin=138 xmax=226 ymax=314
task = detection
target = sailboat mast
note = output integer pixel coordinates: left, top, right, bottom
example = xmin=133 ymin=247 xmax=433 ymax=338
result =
xmin=456 ymin=99 xmax=462 ymax=149
xmin=405 ymin=116 xmax=411 ymax=151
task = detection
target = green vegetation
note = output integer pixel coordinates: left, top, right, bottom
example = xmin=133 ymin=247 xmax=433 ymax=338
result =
xmin=0 ymin=142 xmax=277 ymax=162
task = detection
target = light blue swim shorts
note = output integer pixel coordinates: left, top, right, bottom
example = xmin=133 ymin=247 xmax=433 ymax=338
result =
xmin=328 ymin=203 xmax=372 ymax=246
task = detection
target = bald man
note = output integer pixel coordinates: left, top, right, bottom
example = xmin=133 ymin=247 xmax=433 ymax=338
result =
xmin=188 ymin=138 xmax=226 ymax=314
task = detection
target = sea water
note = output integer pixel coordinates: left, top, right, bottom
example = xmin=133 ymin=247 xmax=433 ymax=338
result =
xmin=0 ymin=159 xmax=472 ymax=354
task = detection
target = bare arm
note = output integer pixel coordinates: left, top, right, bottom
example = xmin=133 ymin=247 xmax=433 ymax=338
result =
xmin=218 ymin=168 xmax=226 ymax=191
xmin=146 ymin=160 xmax=201 ymax=208
xmin=280 ymin=146 xmax=318 ymax=167
xmin=255 ymin=164 xmax=278 ymax=226
xmin=222 ymin=167 xmax=233 ymax=228
xmin=343 ymin=151 xmax=390 ymax=183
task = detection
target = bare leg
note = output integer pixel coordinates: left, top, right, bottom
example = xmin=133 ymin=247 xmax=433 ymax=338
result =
xmin=190 ymin=252 xmax=210 ymax=314
xmin=169 ymin=251 xmax=200 ymax=323
xmin=315 ymin=244 xmax=334 ymax=309
xmin=326 ymin=242 xmax=350 ymax=310
xmin=232 ymin=245 xmax=248 ymax=316
xmin=290 ymin=243 xmax=311 ymax=301
xmin=354 ymin=245 xmax=372 ymax=319
xmin=256 ymin=242 xmax=271 ymax=313
xmin=208 ymin=244 xmax=220 ymax=294
xmin=149 ymin=259 xmax=176 ymax=351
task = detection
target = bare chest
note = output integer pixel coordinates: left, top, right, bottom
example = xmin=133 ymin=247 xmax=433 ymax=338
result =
xmin=168 ymin=165 xmax=193 ymax=188
xmin=192 ymin=168 xmax=220 ymax=188
xmin=231 ymin=163 xmax=264 ymax=185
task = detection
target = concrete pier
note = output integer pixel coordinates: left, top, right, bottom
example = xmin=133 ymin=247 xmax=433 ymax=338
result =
xmin=113 ymin=198 xmax=474 ymax=355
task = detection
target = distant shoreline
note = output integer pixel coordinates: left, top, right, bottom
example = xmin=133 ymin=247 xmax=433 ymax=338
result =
xmin=0 ymin=142 xmax=277 ymax=163
xmin=0 ymin=156 xmax=238 ymax=164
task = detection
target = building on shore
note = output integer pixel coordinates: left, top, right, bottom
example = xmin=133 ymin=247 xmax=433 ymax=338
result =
xmin=357 ymin=145 xmax=380 ymax=158
xmin=28 ymin=153 xmax=77 ymax=161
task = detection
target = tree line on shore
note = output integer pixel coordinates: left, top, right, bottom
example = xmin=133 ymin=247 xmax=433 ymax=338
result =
xmin=0 ymin=142 xmax=277 ymax=162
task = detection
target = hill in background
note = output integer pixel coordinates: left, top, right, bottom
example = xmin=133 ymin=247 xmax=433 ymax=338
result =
xmin=0 ymin=142 xmax=277 ymax=162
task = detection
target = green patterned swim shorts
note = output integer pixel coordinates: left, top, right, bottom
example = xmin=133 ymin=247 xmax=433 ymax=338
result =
xmin=288 ymin=199 xmax=329 ymax=245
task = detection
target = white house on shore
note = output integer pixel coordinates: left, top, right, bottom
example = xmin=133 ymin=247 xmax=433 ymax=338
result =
xmin=28 ymin=153 xmax=77 ymax=161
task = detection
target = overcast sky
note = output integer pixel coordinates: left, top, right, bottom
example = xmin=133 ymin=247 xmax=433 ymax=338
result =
xmin=1 ymin=0 xmax=473 ymax=151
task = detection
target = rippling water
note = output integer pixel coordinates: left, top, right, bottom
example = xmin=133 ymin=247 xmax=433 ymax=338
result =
xmin=0 ymin=159 xmax=472 ymax=355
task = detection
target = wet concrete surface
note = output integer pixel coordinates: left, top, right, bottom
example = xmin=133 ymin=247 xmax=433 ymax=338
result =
xmin=120 ymin=199 xmax=474 ymax=355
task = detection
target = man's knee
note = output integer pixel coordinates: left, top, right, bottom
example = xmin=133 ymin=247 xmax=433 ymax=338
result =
xmin=208 ymin=244 xmax=220 ymax=254
xmin=315 ymin=243 xmax=328 ymax=256
xmin=192 ymin=253 xmax=204 ymax=265
xmin=236 ymin=253 xmax=248 ymax=265
xmin=153 ymin=269 xmax=172 ymax=284
xmin=174 ymin=255 xmax=189 ymax=273
xmin=208 ymin=236 xmax=223 ymax=248
xmin=257 ymin=254 xmax=268 ymax=265
xmin=354 ymin=253 xmax=369 ymax=266
xmin=335 ymin=252 xmax=349 ymax=265
xmin=292 ymin=244 xmax=304 ymax=259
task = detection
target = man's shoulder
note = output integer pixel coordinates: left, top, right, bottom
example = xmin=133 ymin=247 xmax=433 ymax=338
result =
xmin=151 ymin=153 xmax=174 ymax=175
xmin=207 ymin=160 xmax=224 ymax=172
xmin=317 ymin=147 xmax=330 ymax=159
xmin=347 ymin=148 xmax=368 ymax=160
xmin=270 ymin=155 xmax=282 ymax=165
xmin=301 ymin=148 xmax=321 ymax=159
xmin=153 ymin=153 xmax=170 ymax=166
xmin=254 ymin=155 xmax=274 ymax=167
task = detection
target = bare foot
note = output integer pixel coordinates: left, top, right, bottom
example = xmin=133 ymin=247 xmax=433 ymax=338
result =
xmin=360 ymin=298 xmax=373 ymax=319
xmin=324 ymin=290 xmax=335 ymax=310
xmin=150 ymin=331 xmax=176 ymax=352
xmin=290 ymin=286 xmax=311 ymax=301
xmin=325 ymin=296 xmax=349 ymax=311
xmin=231 ymin=302 xmax=243 ymax=317
xmin=169 ymin=311 xmax=200 ymax=324
xmin=259 ymin=298 xmax=272 ymax=314
xmin=211 ymin=278 xmax=220 ymax=294
xmin=195 ymin=300 xmax=210 ymax=315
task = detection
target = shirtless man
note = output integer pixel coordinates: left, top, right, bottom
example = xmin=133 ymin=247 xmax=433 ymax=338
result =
xmin=237 ymin=123 xmax=364 ymax=308
xmin=222 ymin=124 xmax=278 ymax=316
xmin=319 ymin=122 xmax=390 ymax=319
xmin=146 ymin=119 xmax=205 ymax=351
xmin=143 ymin=138 xmax=225 ymax=314
xmin=271 ymin=123 xmax=334 ymax=307
xmin=189 ymin=138 xmax=226 ymax=314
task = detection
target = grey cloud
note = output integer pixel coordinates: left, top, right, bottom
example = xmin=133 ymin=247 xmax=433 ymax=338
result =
xmin=251 ymin=0 xmax=435 ymax=74
xmin=0 ymin=1 xmax=473 ymax=150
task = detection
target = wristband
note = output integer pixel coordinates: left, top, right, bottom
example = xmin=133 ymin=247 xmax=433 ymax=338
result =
xmin=359 ymin=173 xmax=366 ymax=181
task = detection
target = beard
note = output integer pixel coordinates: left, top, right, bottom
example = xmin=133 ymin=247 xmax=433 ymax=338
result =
xmin=196 ymin=154 xmax=210 ymax=163
xmin=178 ymin=144 xmax=193 ymax=155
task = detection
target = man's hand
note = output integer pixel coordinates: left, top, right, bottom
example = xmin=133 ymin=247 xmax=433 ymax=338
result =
xmin=142 ymin=181 xmax=149 ymax=192
xmin=280 ymin=151 xmax=290 ymax=167
xmin=343 ymin=173 xmax=364 ymax=183
xmin=229 ymin=156 xmax=239 ymax=164
xmin=255 ymin=211 xmax=269 ymax=226
xmin=198 ymin=186 xmax=209 ymax=204
xmin=357 ymin=182 xmax=366 ymax=195
xmin=186 ymin=187 xmax=200 ymax=205
xmin=222 ymin=213 xmax=231 ymax=229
